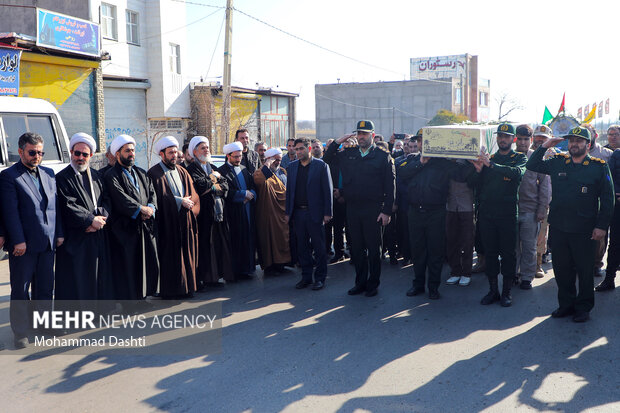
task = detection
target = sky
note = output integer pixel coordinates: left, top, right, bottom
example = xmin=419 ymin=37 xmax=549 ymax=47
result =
xmin=183 ymin=0 xmax=620 ymax=124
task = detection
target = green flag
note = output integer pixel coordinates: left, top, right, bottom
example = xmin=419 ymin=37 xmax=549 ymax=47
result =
xmin=542 ymin=106 xmax=553 ymax=124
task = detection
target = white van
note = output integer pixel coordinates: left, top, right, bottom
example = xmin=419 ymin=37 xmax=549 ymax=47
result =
xmin=0 ymin=96 xmax=71 ymax=173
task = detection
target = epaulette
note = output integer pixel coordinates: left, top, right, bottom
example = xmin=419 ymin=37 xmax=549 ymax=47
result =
xmin=376 ymin=145 xmax=390 ymax=154
xmin=510 ymin=153 xmax=515 ymax=158
xmin=591 ymin=157 xmax=606 ymax=164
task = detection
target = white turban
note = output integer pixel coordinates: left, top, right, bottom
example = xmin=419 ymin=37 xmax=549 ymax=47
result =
xmin=264 ymin=147 xmax=282 ymax=159
xmin=110 ymin=134 xmax=136 ymax=155
xmin=155 ymin=135 xmax=179 ymax=153
xmin=70 ymin=132 xmax=96 ymax=154
xmin=189 ymin=136 xmax=209 ymax=156
xmin=223 ymin=141 xmax=243 ymax=155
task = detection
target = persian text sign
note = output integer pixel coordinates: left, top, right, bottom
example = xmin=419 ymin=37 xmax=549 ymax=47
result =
xmin=0 ymin=47 xmax=21 ymax=96
xmin=410 ymin=54 xmax=467 ymax=80
xmin=36 ymin=8 xmax=100 ymax=57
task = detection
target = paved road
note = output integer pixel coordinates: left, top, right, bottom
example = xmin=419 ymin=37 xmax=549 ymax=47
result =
xmin=0 ymin=257 xmax=618 ymax=412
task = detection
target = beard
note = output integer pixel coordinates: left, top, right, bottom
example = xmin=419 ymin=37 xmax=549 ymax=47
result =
xmin=196 ymin=154 xmax=211 ymax=164
xmin=569 ymin=145 xmax=587 ymax=157
xmin=119 ymin=154 xmax=135 ymax=167
xmin=71 ymin=160 xmax=88 ymax=173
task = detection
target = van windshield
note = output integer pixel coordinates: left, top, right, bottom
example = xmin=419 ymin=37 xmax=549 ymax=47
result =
xmin=1 ymin=114 xmax=61 ymax=164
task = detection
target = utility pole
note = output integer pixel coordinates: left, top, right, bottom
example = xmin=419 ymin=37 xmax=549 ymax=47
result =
xmin=221 ymin=0 xmax=233 ymax=147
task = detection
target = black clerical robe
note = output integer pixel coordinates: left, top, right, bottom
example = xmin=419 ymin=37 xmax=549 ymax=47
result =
xmin=218 ymin=162 xmax=257 ymax=277
xmin=55 ymin=165 xmax=113 ymax=300
xmin=187 ymin=160 xmax=234 ymax=285
xmin=104 ymin=164 xmax=159 ymax=300
xmin=147 ymin=163 xmax=200 ymax=297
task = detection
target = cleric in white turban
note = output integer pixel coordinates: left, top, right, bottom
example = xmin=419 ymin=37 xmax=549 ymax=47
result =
xmin=188 ymin=136 xmax=209 ymax=158
xmin=70 ymin=132 xmax=97 ymax=153
xmin=264 ymin=147 xmax=283 ymax=159
xmin=155 ymin=135 xmax=179 ymax=154
xmin=110 ymin=134 xmax=136 ymax=155
xmin=223 ymin=141 xmax=243 ymax=155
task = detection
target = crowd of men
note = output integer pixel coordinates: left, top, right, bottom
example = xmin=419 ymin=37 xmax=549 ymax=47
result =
xmin=2 ymin=118 xmax=619 ymax=348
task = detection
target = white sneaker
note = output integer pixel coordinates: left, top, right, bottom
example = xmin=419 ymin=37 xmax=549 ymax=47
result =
xmin=458 ymin=276 xmax=471 ymax=286
xmin=446 ymin=276 xmax=460 ymax=285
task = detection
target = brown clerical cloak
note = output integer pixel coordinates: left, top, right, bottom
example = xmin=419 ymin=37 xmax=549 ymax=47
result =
xmin=147 ymin=162 xmax=200 ymax=297
xmin=253 ymin=165 xmax=291 ymax=269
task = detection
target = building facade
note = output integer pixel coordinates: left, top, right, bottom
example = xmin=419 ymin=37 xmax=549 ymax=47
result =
xmin=190 ymin=83 xmax=297 ymax=153
xmin=90 ymin=0 xmax=190 ymax=168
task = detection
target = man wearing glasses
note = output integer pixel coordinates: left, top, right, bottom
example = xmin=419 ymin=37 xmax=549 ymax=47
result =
xmin=0 ymin=132 xmax=64 ymax=349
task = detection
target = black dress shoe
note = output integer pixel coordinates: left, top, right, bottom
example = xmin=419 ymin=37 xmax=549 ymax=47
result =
xmin=572 ymin=312 xmax=590 ymax=323
xmin=14 ymin=336 xmax=28 ymax=349
xmin=406 ymin=286 xmax=425 ymax=297
xmin=551 ymin=307 xmax=575 ymax=318
xmin=365 ymin=288 xmax=378 ymax=297
xmin=428 ymin=289 xmax=441 ymax=300
xmin=295 ymin=280 xmax=311 ymax=289
xmin=348 ymin=285 xmax=365 ymax=295
xmin=594 ymin=268 xmax=605 ymax=277
xmin=520 ymin=280 xmax=532 ymax=290
xmin=311 ymin=281 xmax=325 ymax=290
xmin=390 ymin=256 xmax=399 ymax=265
xmin=500 ymin=292 xmax=512 ymax=307
xmin=480 ymin=291 xmax=500 ymax=305
xmin=595 ymin=278 xmax=616 ymax=291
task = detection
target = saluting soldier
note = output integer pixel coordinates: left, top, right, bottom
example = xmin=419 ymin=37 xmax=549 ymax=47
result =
xmin=526 ymin=126 xmax=614 ymax=322
xmin=469 ymin=123 xmax=527 ymax=307
xmin=324 ymin=120 xmax=395 ymax=297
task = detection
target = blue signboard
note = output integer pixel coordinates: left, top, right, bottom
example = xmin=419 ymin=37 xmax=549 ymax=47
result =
xmin=36 ymin=8 xmax=100 ymax=57
xmin=0 ymin=47 xmax=21 ymax=96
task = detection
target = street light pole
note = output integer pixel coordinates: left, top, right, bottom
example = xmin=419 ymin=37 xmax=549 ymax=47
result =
xmin=221 ymin=0 xmax=233 ymax=148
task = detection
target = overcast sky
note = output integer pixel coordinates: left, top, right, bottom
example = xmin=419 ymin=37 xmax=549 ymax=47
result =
xmin=184 ymin=0 xmax=620 ymax=124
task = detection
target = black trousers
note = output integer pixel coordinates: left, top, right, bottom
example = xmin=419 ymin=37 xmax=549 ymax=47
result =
xmin=479 ymin=215 xmax=517 ymax=287
xmin=396 ymin=206 xmax=411 ymax=261
xmin=325 ymin=198 xmax=346 ymax=257
xmin=550 ymin=227 xmax=596 ymax=313
xmin=9 ymin=249 xmax=54 ymax=337
xmin=409 ymin=207 xmax=446 ymax=290
xmin=347 ymin=202 xmax=383 ymax=290
xmin=446 ymin=211 xmax=475 ymax=277
xmin=294 ymin=209 xmax=328 ymax=283
xmin=605 ymin=202 xmax=620 ymax=279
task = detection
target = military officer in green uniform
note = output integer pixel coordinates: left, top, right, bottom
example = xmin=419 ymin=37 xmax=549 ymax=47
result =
xmin=526 ymin=126 xmax=614 ymax=322
xmin=469 ymin=123 xmax=527 ymax=307
xmin=324 ymin=120 xmax=395 ymax=297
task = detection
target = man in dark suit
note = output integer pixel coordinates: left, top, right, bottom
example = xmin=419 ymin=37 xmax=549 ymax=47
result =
xmin=235 ymin=128 xmax=261 ymax=174
xmin=285 ymin=138 xmax=333 ymax=290
xmin=0 ymin=132 xmax=64 ymax=349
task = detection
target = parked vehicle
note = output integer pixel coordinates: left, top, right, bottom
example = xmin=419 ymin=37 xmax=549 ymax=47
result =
xmin=0 ymin=96 xmax=71 ymax=173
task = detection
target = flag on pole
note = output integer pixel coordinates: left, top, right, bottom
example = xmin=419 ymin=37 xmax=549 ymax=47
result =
xmin=557 ymin=93 xmax=566 ymax=114
xmin=583 ymin=104 xmax=597 ymax=123
xmin=542 ymin=106 xmax=553 ymax=124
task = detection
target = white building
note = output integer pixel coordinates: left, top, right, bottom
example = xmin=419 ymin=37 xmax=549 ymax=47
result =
xmin=90 ymin=0 xmax=190 ymax=168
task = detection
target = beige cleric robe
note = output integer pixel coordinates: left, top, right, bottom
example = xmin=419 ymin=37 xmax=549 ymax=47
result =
xmin=253 ymin=165 xmax=291 ymax=269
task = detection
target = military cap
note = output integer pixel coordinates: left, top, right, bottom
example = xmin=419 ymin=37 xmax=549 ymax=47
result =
xmin=495 ymin=123 xmax=516 ymax=136
xmin=565 ymin=126 xmax=591 ymax=142
xmin=533 ymin=124 xmax=552 ymax=139
xmin=356 ymin=120 xmax=375 ymax=132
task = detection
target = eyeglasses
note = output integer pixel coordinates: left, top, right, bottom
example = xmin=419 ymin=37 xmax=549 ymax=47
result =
xmin=27 ymin=150 xmax=45 ymax=157
xmin=73 ymin=150 xmax=91 ymax=158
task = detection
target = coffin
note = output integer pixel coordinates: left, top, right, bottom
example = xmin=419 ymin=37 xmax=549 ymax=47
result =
xmin=421 ymin=125 xmax=498 ymax=160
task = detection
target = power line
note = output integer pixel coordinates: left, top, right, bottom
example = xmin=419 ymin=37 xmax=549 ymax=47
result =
xmin=169 ymin=0 xmax=224 ymax=9
xmin=203 ymin=13 xmax=226 ymax=81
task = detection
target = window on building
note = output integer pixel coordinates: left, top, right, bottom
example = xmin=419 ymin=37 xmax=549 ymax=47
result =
xmin=101 ymin=3 xmax=117 ymax=40
xmin=479 ymin=91 xmax=488 ymax=107
xmin=167 ymin=119 xmax=182 ymax=129
xmin=149 ymin=120 xmax=166 ymax=129
xmin=455 ymin=88 xmax=462 ymax=105
xmin=126 ymin=10 xmax=139 ymax=45
xmin=169 ymin=43 xmax=181 ymax=74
